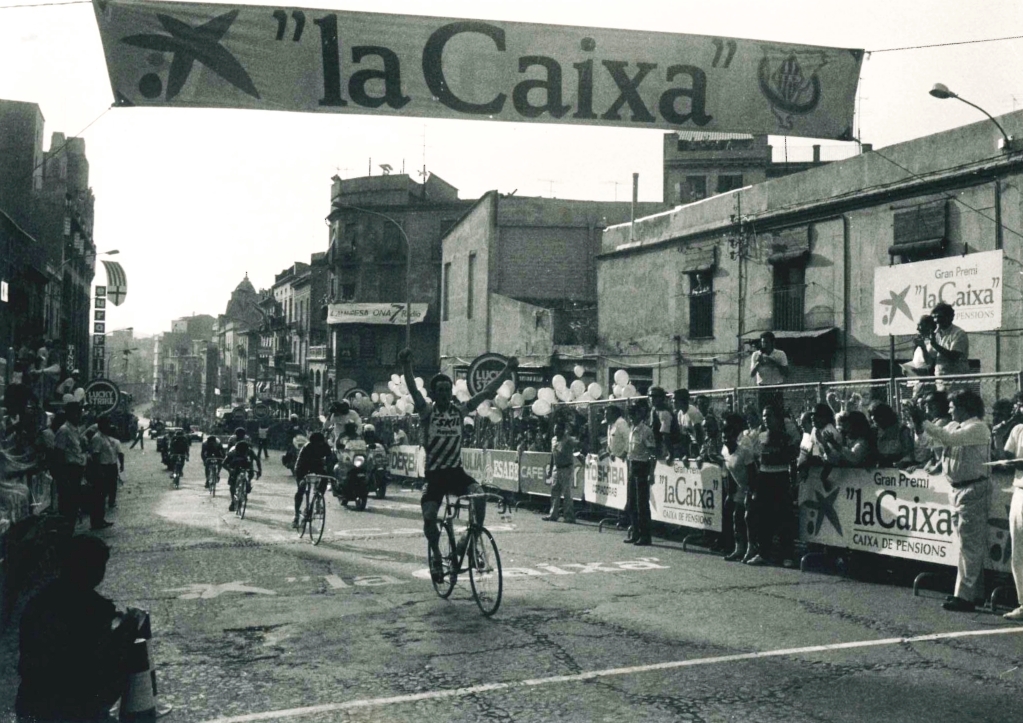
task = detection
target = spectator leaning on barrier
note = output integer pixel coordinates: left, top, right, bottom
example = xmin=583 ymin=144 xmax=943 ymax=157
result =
xmin=604 ymin=405 xmax=630 ymax=460
xmin=820 ymin=411 xmax=872 ymax=470
xmin=648 ymin=387 xmax=677 ymax=461
xmin=870 ymin=401 xmax=915 ymax=468
xmin=923 ymin=389 xmax=991 ymax=613
xmin=925 ymin=302 xmax=970 ymax=377
xmin=999 ymin=399 xmax=1023 ymax=622
xmin=921 ymin=390 xmax=952 ymax=474
xmin=673 ymin=388 xmax=704 ymax=460
xmin=625 ymin=402 xmax=655 ymax=546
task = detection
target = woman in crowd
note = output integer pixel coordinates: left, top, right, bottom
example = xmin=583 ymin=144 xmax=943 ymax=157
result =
xmin=870 ymin=401 xmax=914 ymax=467
xmin=721 ymin=413 xmax=756 ymax=562
xmin=747 ymin=405 xmax=798 ymax=566
xmin=821 ymin=410 xmax=872 ymax=468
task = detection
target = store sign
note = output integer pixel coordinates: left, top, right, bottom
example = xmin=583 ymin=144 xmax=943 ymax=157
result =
xmin=466 ymin=352 xmax=517 ymax=396
xmin=84 ymin=378 xmax=121 ymax=414
xmin=94 ymin=0 xmax=862 ymax=139
xmin=327 ymin=303 xmax=428 ymax=325
xmin=873 ymin=249 xmax=1003 ymax=335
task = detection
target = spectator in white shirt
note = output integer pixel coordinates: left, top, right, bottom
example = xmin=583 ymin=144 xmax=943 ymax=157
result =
xmin=925 ymin=302 xmax=970 ymax=377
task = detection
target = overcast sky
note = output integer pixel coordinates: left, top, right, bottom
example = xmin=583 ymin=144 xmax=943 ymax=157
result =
xmin=2 ymin=0 xmax=1022 ymax=335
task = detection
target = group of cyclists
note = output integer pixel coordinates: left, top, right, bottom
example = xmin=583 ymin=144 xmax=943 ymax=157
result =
xmin=161 ymin=348 xmax=519 ymax=586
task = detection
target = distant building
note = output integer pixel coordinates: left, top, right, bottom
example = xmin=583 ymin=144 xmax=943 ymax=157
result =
xmin=439 ymin=192 xmax=666 ymax=387
xmin=324 ymin=172 xmax=474 ymax=398
xmin=155 ymin=314 xmax=215 ymax=418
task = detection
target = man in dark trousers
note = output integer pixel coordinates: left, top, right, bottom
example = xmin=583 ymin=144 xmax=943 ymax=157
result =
xmin=16 ymin=535 xmax=167 ymax=721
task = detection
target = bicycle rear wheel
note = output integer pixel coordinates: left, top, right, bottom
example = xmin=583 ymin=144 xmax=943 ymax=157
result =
xmin=311 ymin=493 xmax=326 ymax=545
xmin=469 ymin=527 xmax=502 ymax=617
xmin=429 ymin=522 xmax=457 ymax=599
xmin=236 ymin=475 xmax=248 ymax=519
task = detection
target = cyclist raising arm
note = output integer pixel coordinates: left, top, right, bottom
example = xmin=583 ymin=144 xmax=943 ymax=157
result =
xmin=399 ymin=347 xmax=517 ymax=583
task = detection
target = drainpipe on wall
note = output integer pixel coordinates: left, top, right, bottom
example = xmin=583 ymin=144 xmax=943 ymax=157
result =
xmin=842 ymin=214 xmax=851 ymax=381
xmin=630 ymin=173 xmax=638 ymax=242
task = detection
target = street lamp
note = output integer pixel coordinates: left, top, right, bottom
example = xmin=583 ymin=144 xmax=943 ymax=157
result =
xmin=325 ymin=204 xmax=412 ymax=347
xmin=929 ymin=84 xmax=1022 ymax=152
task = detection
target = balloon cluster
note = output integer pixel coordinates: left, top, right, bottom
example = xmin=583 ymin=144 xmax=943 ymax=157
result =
xmin=371 ymin=374 xmax=432 ymax=417
xmin=609 ymin=368 xmax=639 ymax=399
xmin=528 ymin=364 xmax=602 ymax=417
xmin=62 ymin=388 xmax=86 ymax=404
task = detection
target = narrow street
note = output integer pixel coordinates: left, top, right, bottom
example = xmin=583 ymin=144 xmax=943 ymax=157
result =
xmin=3 ymin=445 xmax=1022 ymax=722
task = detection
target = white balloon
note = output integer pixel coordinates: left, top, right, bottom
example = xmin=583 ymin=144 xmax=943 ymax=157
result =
xmin=522 ymin=386 xmax=537 ymax=401
xmin=552 ymin=374 xmax=567 ymax=390
xmin=390 ymin=374 xmax=400 ymax=384
xmin=510 ymin=393 xmax=525 ymax=407
xmin=587 ymin=382 xmax=603 ymax=399
xmin=570 ymin=379 xmax=586 ymax=398
xmin=614 ymin=369 xmax=630 ymax=386
xmin=573 ymin=364 xmax=585 ymax=378
xmin=555 ymin=386 xmax=572 ymax=402
xmin=455 ymin=378 xmax=468 ymax=391
xmin=487 ymin=409 xmax=503 ymax=424
xmin=384 ymin=393 xmax=394 ymax=405
xmin=613 ymin=384 xmax=624 ymax=398
xmin=531 ymin=399 xmax=552 ymax=416
xmin=497 ymin=385 xmax=513 ymax=399
xmin=494 ymin=395 xmax=509 ymax=409
xmin=62 ymin=393 xmax=76 ymax=403
xmin=476 ymin=400 xmax=492 ymax=416
xmin=370 ymin=392 xmax=379 ymax=403
xmin=354 ymin=392 xmax=363 ymax=400
xmin=538 ymin=387 xmax=557 ymax=404
xmin=623 ymin=384 xmax=637 ymax=398
xmin=73 ymin=387 xmax=85 ymax=402
xmin=455 ymin=389 xmax=471 ymax=402
xmin=415 ymin=376 xmax=425 ymax=389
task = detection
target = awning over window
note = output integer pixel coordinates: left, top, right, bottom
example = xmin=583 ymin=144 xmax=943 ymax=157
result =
xmin=766 ymin=228 xmax=810 ymax=266
xmin=887 ymin=238 xmax=946 ymax=257
xmin=741 ymin=327 xmax=837 ymax=342
xmin=680 ymin=245 xmax=718 ymax=273
xmin=767 ymin=248 xmax=810 ymax=265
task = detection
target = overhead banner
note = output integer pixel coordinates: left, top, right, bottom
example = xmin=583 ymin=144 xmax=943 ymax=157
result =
xmin=93 ymin=0 xmax=862 ymax=138
xmin=327 ymin=303 xmax=428 ymax=325
xmin=873 ymin=249 xmax=1003 ymax=336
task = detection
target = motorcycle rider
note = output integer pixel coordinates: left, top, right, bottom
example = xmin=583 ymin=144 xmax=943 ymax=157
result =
xmin=335 ymin=421 xmax=369 ymax=502
xmin=292 ymin=431 xmax=335 ymax=528
xmin=325 ymin=401 xmax=361 ymax=446
xmin=200 ymin=435 xmax=225 ymax=489
xmin=225 ymin=428 xmax=262 ymax=511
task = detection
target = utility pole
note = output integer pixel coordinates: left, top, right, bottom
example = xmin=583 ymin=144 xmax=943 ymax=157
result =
xmin=728 ymin=194 xmax=753 ymax=388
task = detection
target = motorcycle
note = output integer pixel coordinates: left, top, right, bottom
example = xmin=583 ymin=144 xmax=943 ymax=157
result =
xmin=333 ymin=445 xmax=370 ymax=511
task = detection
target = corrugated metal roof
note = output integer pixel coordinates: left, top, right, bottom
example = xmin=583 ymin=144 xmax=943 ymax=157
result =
xmin=676 ymin=131 xmax=754 ymax=141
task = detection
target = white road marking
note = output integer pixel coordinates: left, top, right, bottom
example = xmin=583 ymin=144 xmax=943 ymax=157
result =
xmin=197 ymin=627 xmax=1023 ymax=722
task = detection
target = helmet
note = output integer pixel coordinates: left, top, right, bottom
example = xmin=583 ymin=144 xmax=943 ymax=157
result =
xmin=234 ymin=426 xmax=246 ymax=437
xmin=207 ymin=435 xmax=220 ymax=445
xmin=362 ymin=423 xmax=375 ymax=434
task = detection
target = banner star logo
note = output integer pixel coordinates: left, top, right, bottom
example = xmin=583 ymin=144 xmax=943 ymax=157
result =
xmin=801 ymin=486 xmax=843 ymax=537
xmin=880 ymin=285 xmax=913 ymax=326
xmin=121 ymin=10 xmax=260 ymax=101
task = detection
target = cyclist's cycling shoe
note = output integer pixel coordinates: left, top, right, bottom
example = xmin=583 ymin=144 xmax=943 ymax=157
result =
xmin=429 ymin=558 xmax=445 ymax=584
xmin=292 ymin=515 xmax=300 ymax=529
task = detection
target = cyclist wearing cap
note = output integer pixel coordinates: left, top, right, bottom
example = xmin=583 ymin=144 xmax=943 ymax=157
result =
xmin=225 ymin=427 xmax=261 ymax=512
xmin=292 ymin=431 xmax=335 ymax=528
xmin=399 ymin=347 xmax=517 ymax=583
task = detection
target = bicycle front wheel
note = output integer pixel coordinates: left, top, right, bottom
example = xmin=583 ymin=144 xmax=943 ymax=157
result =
xmin=429 ymin=522 xmax=457 ymax=599
xmin=236 ymin=478 xmax=248 ymax=519
xmin=310 ymin=494 xmax=326 ymax=545
xmin=469 ymin=527 xmax=503 ymax=617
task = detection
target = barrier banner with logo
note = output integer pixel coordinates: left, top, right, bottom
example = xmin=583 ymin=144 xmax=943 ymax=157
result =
xmin=873 ymin=249 xmax=1003 ymax=335
xmin=94 ymin=0 xmax=861 ymax=138
xmin=650 ymin=460 xmax=723 ymax=532
xmin=484 ymin=449 xmax=519 ymax=493
xmin=387 ymin=445 xmax=425 ymax=478
xmin=583 ymin=454 xmax=628 ymax=511
xmin=519 ymin=451 xmax=551 ymax=496
xmin=461 ymin=448 xmax=486 ymax=482
xmin=799 ymin=466 xmax=1014 ymax=571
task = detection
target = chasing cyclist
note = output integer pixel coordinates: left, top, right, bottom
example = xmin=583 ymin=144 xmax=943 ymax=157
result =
xmin=225 ymin=428 xmax=262 ymax=512
xmin=168 ymin=429 xmax=191 ymax=479
xmin=398 ymin=347 xmax=517 ymax=583
xmin=292 ymin=431 xmax=335 ymax=528
xmin=201 ymin=435 xmax=226 ymax=489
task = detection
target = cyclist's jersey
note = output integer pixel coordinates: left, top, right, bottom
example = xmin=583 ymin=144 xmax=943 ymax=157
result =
xmin=169 ymin=437 xmax=190 ymax=455
xmin=295 ymin=443 xmax=332 ymax=481
xmin=226 ymin=441 xmax=258 ymax=469
xmin=423 ymin=402 xmax=464 ymax=471
xmin=201 ymin=442 xmax=225 ymax=461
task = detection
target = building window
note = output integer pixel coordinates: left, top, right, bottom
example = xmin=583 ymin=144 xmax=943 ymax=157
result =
xmin=359 ymin=329 xmax=376 ymax=362
xmin=772 ymin=262 xmax=806 ymax=332
xmin=890 ymin=200 xmax=948 ymax=262
xmin=467 ymin=252 xmax=476 ymax=319
xmin=688 ymin=366 xmax=713 ymax=390
xmin=717 ymin=174 xmax=743 ymax=194
xmin=688 ymin=271 xmax=714 ymax=339
xmin=340 ymin=283 xmax=356 ymax=302
xmin=442 ymin=262 xmax=451 ymax=322
xmin=677 ymin=176 xmax=706 ymax=204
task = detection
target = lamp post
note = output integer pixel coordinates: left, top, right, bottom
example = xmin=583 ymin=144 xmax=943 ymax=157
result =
xmin=929 ymin=84 xmax=1022 ymax=152
xmin=326 ymin=204 xmax=412 ymax=347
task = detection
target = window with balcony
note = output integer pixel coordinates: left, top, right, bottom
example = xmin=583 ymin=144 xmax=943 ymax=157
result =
xmin=688 ymin=270 xmax=714 ymax=339
xmin=772 ymin=262 xmax=806 ymax=332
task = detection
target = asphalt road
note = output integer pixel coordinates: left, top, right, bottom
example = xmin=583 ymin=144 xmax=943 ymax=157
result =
xmin=2 ymin=444 xmax=1022 ymax=722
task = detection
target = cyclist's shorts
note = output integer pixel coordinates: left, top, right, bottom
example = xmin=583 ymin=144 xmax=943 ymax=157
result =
xmin=421 ymin=466 xmax=478 ymax=506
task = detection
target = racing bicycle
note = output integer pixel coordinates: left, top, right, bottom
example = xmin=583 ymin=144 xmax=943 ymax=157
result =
xmin=170 ymin=454 xmax=186 ymax=489
xmin=205 ymin=458 xmax=222 ymax=496
xmin=429 ymin=492 xmax=506 ymax=617
xmin=232 ymin=468 xmax=254 ymax=519
xmin=298 ymin=474 xmax=331 ymax=545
